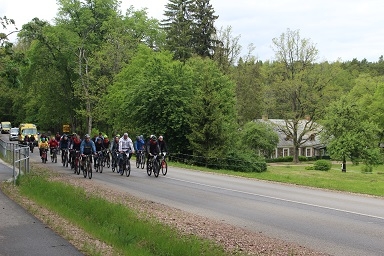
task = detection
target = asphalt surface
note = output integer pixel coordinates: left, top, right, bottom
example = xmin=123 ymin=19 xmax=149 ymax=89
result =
xmin=0 ymin=159 xmax=83 ymax=256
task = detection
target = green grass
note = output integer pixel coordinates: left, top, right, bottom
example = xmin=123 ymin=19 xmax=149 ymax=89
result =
xmin=170 ymin=161 xmax=384 ymax=197
xmin=16 ymin=171 xmax=230 ymax=256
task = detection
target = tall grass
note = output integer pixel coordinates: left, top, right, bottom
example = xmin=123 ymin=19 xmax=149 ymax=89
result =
xmin=17 ymin=172 xmax=229 ymax=256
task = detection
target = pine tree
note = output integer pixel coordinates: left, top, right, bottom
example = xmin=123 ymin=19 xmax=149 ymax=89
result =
xmin=162 ymin=0 xmax=219 ymax=61
xmin=190 ymin=0 xmax=218 ymax=58
xmin=162 ymin=0 xmax=194 ymax=61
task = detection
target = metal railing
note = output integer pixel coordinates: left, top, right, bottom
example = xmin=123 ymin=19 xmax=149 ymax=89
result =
xmin=0 ymin=138 xmax=30 ymax=184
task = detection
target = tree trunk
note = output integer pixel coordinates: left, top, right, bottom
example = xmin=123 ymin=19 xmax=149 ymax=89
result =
xmin=342 ymin=156 xmax=346 ymax=172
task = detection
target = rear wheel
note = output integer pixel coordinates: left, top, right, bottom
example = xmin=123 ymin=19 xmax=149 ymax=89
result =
xmin=126 ymin=160 xmax=130 ymax=177
xmin=136 ymin=155 xmax=140 ymax=168
xmin=88 ymin=162 xmax=92 ymax=179
xmin=146 ymin=161 xmax=152 ymax=176
xmin=161 ymin=160 xmax=168 ymax=176
xmin=154 ymin=160 xmax=159 ymax=177
xmin=83 ymin=161 xmax=87 ymax=178
xmin=140 ymin=154 xmax=145 ymax=169
xmin=99 ymin=158 xmax=103 ymax=173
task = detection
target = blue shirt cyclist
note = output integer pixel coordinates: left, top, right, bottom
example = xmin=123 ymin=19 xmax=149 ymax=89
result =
xmin=80 ymin=134 xmax=96 ymax=155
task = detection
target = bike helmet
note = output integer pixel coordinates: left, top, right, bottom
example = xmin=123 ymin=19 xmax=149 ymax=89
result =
xmin=104 ymin=135 xmax=108 ymax=139
xmin=151 ymin=135 xmax=157 ymax=140
xmin=85 ymin=134 xmax=90 ymax=139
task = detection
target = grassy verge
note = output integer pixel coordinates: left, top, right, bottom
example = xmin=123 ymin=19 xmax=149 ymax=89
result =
xmin=170 ymin=161 xmax=384 ymax=197
xmin=12 ymin=169 xmax=229 ymax=256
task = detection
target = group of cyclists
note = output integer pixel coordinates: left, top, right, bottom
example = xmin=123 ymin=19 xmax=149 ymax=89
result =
xmin=30 ymin=131 xmax=168 ymax=176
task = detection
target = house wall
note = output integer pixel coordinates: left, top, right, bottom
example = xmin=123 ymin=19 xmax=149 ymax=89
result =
xmin=273 ymin=146 xmax=323 ymax=158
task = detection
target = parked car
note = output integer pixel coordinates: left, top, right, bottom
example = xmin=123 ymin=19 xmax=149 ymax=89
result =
xmin=9 ymin=127 xmax=19 ymax=141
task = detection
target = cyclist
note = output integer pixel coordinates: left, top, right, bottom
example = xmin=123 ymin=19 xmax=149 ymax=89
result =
xmin=59 ymin=134 xmax=70 ymax=164
xmin=146 ymin=135 xmax=160 ymax=166
xmin=80 ymin=134 xmax=96 ymax=170
xmin=110 ymin=135 xmax=120 ymax=170
xmin=102 ymin=135 xmax=111 ymax=163
xmin=118 ymin=133 xmax=134 ymax=174
xmin=134 ymin=135 xmax=145 ymax=162
xmin=55 ymin=132 xmax=61 ymax=142
xmin=69 ymin=134 xmax=81 ymax=168
xmin=23 ymin=135 xmax=29 ymax=145
xmin=48 ymin=136 xmax=59 ymax=157
xmin=158 ymin=135 xmax=168 ymax=154
xmin=94 ymin=137 xmax=105 ymax=169
xmin=39 ymin=137 xmax=49 ymax=157
xmin=29 ymin=134 xmax=36 ymax=146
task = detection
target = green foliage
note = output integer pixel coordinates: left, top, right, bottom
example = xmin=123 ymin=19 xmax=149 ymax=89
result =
xmin=162 ymin=0 xmax=219 ymax=61
xmin=107 ymin=45 xmax=193 ymax=153
xmin=361 ymin=164 xmax=373 ymax=173
xmin=240 ymin=121 xmax=278 ymax=157
xmin=322 ymin=96 xmax=381 ymax=169
xmin=223 ymin=151 xmax=267 ymax=172
xmin=186 ymin=57 xmax=238 ymax=158
xmin=313 ymin=160 xmax=331 ymax=171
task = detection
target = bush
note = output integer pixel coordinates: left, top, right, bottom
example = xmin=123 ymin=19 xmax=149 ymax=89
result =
xmin=313 ymin=160 xmax=331 ymax=171
xmin=361 ymin=165 xmax=373 ymax=173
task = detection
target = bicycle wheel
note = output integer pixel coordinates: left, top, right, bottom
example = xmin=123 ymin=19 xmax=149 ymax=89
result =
xmin=146 ymin=161 xmax=152 ymax=176
xmin=161 ymin=160 xmax=168 ymax=176
xmin=126 ymin=160 xmax=130 ymax=177
xmin=75 ymin=158 xmax=80 ymax=175
xmin=111 ymin=158 xmax=116 ymax=172
xmin=73 ymin=159 xmax=77 ymax=174
xmin=136 ymin=155 xmax=140 ymax=168
xmin=153 ymin=160 xmax=159 ymax=177
xmin=140 ymin=154 xmax=145 ymax=169
xmin=88 ymin=160 xmax=92 ymax=179
xmin=83 ymin=162 xmax=87 ymax=178
xmin=106 ymin=155 xmax=110 ymax=168
xmin=99 ymin=157 xmax=103 ymax=173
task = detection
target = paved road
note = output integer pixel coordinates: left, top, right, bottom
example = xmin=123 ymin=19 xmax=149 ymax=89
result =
xmin=2 ymin=134 xmax=384 ymax=255
xmin=0 ymin=159 xmax=83 ymax=256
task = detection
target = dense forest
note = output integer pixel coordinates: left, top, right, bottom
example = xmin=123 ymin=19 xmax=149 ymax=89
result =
xmin=1 ymin=0 xmax=384 ymax=170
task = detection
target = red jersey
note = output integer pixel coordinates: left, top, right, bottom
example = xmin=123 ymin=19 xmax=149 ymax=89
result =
xmin=49 ymin=139 xmax=59 ymax=148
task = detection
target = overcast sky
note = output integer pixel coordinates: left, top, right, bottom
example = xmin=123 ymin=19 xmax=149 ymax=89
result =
xmin=2 ymin=0 xmax=384 ymax=62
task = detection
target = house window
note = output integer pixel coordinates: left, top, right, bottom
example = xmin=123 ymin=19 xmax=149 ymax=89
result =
xmin=306 ymin=148 xmax=312 ymax=157
xmin=283 ymin=148 xmax=289 ymax=157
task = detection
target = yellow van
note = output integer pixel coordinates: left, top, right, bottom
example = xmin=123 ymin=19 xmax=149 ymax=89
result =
xmin=18 ymin=123 xmax=38 ymax=146
xmin=1 ymin=121 xmax=12 ymax=134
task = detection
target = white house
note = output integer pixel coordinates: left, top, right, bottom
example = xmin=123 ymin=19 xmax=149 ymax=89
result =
xmin=256 ymin=116 xmax=327 ymax=159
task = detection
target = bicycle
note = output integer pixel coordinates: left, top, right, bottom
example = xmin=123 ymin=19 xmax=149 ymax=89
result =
xmin=160 ymin=152 xmax=168 ymax=176
xmin=41 ymin=148 xmax=48 ymax=163
xmin=111 ymin=150 xmax=118 ymax=172
xmin=147 ymin=154 xmax=160 ymax=177
xmin=94 ymin=151 xmax=104 ymax=173
xmin=51 ymin=147 xmax=58 ymax=163
xmin=72 ymin=150 xmax=81 ymax=175
xmin=119 ymin=150 xmax=131 ymax=177
xmin=136 ymin=150 xmax=146 ymax=169
xmin=82 ymin=154 xmax=93 ymax=179
xmin=62 ymin=148 xmax=69 ymax=167
xmin=29 ymin=142 xmax=34 ymax=153
xmin=102 ymin=149 xmax=110 ymax=168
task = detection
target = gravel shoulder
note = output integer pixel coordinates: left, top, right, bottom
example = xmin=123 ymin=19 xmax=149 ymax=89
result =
xmin=1 ymin=162 xmax=329 ymax=256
